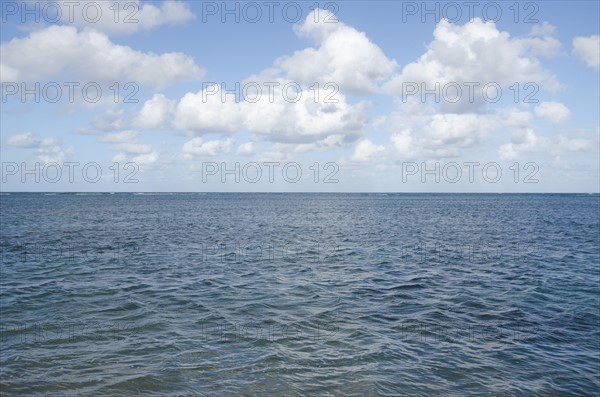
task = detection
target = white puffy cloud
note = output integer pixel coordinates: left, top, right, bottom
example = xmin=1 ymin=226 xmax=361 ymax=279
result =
xmin=419 ymin=113 xmax=491 ymax=150
xmin=117 ymin=10 xmax=375 ymax=151
xmin=386 ymin=98 xmax=501 ymax=159
xmin=172 ymin=80 xmax=368 ymax=145
xmin=390 ymin=130 xmax=414 ymax=158
xmin=274 ymin=9 xmax=398 ymax=94
xmin=135 ymin=9 xmax=377 ymax=149
xmin=350 ymin=139 xmax=386 ymax=162
xmin=133 ymin=94 xmax=176 ymax=129
xmin=56 ymin=1 xmax=196 ymax=36
xmin=240 ymin=80 xmax=368 ymax=143
xmin=395 ymin=113 xmax=495 ymax=158
xmin=385 ymin=98 xmax=592 ymax=163
xmin=385 ymin=18 xmax=559 ymax=107
xmin=182 ymin=137 xmax=235 ymax=158
xmin=572 ymin=35 xmax=600 ymax=70
xmin=174 ymin=85 xmax=243 ymax=133
xmin=534 ymin=102 xmax=571 ymax=123
xmin=0 ymin=25 xmax=204 ymax=88
xmin=378 ymin=19 xmax=567 ymax=162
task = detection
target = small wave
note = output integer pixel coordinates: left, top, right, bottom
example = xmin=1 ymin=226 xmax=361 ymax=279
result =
xmin=388 ymin=283 xmax=426 ymax=291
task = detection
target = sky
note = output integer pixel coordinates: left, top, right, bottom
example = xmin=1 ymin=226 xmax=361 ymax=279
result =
xmin=0 ymin=0 xmax=599 ymax=192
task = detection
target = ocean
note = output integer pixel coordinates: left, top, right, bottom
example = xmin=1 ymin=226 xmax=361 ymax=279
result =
xmin=1 ymin=193 xmax=599 ymax=395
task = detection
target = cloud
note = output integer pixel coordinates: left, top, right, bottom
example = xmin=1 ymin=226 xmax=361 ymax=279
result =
xmin=5 ymin=132 xmax=59 ymax=148
xmin=4 ymin=132 xmax=71 ymax=163
xmin=0 ymin=25 xmax=204 ymax=88
xmin=572 ymin=35 xmax=600 ymax=70
xmin=377 ymin=19 xmax=565 ymax=162
xmin=273 ymin=9 xmax=398 ymax=94
xmin=57 ymin=1 xmax=196 ymax=36
xmin=390 ymin=130 xmax=414 ymax=158
xmin=172 ymin=81 xmax=368 ymax=146
xmin=131 ymin=152 xmax=159 ymax=165
xmin=182 ymin=137 xmax=235 ymax=158
xmin=396 ymin=113 xmax=495 ymax=158
xmin=92 ymin=109 xmax=129 ymax=131
xmin=520 ymin=22 xmax=561 ymax=58
xmin=350 ymin=139 xmax=386 ymax=162
xmin=173 ymin=85 xmax=243 ymax=133
xmin=114 ymin=142 xmax=152 ymax=155
xmin=385 ymin=18 xmax=559 ymax=109
xmin=255 ymin=135 xmax=349 ymax=158
xmin=134 ymin=10 xmax=377 ymax=149
xmin=36 ymin=147 xmax=72 ymax=164
xmin=99 ymin=130 xmax=139 ymax=144
xmin=498 ymin=129 xmax=592 ymax=161
xmin=133 ymin=94 xmax=176 ymax=129
xmin=240 ymin=80 xmax=368 ymax=144
xmin=534 ymin=102 xmax=571 ymax=123
xmin=236 ymin=142 xmax=255 ymax=156
xmin=98 ymin=130 xmax=158 ymax=164
xmin=385 ymin=98 xmax=502 ymax=159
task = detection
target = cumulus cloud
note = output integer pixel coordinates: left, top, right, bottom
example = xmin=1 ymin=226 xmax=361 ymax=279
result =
xmin=396 ymin=113 xmax=494 ymax=158
xmin=376 ymin=19 xmax=566 ymax=163
xmin=385 ymin=18 xmax=559 ymax=110
xmin=172 ymin=81 xmax=368 ymax=145
xmin=56 ymin=0 xmax=196 ymax=36
xmin=385 ymin=98 xmax=502 ymax=159
xmin=133 ymin=94 xmax=176 ymax=129
xmin=128 ymin=9 xmax=379 ymax=150
xmin=350 ymin=139 xmax=386 ymax=162
xmin=182 ymin=137 xmax=235 ymax=158
xmin=572 ymin=35 xmax=600 ymax=70
xmin=534 ymin=102 xmax=571 ymax=123
xmin=240 ymin=80 xmax=368 ymax=143
xmin=0 ymin=25 xmax=204 ymax=88
xmin=274 ymin=9 xmax=398 ymax=94
xmin=173 ymin=85 xmax=244 ymax=133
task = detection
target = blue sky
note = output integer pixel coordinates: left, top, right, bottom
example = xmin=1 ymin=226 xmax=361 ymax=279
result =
xmin=1 ymin=0 xmax=599 ymax=192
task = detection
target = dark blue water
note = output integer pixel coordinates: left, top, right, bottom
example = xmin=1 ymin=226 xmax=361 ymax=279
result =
xmin=1 ymin=193 xmax=599 ymax=396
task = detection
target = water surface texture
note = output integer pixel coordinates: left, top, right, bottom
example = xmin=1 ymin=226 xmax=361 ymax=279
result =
xmin=1 ymin=193 xmax=599 ymax=396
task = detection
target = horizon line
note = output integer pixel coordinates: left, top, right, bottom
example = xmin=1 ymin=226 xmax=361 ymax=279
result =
xmin=1 ymin=191 xmax=599 ymax=195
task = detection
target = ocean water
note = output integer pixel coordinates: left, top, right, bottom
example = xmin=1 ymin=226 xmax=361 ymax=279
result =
xmin=0 ymin=193 xmax=598 ymax=396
